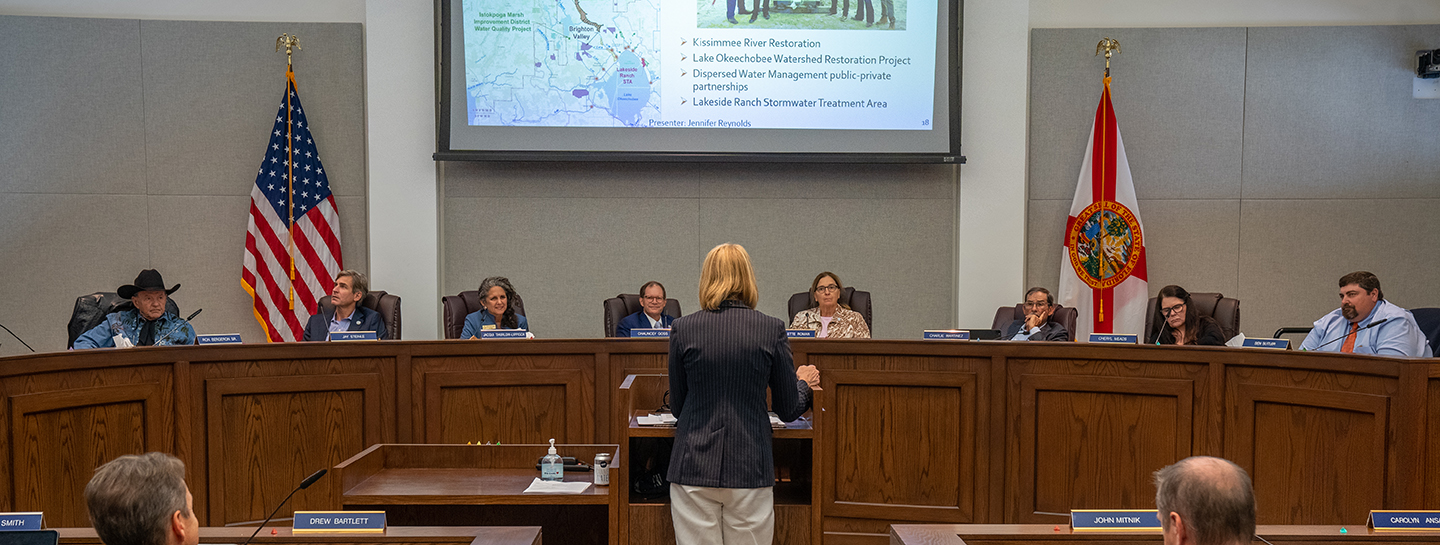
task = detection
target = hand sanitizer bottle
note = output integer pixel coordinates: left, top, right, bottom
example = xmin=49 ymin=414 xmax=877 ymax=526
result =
xmin=541 ymin=438 xmax=563 ymax=481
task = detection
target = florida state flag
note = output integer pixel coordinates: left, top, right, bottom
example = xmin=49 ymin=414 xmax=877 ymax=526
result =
xmin=1058 ymin=77 xmax=1148 ymax=338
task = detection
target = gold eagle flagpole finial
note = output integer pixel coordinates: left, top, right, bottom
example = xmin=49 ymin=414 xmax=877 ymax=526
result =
xmin=1095 ymin=37 xmax=1121 ymax=79
xmin=276 ymin=34 xmax=302 ymax=67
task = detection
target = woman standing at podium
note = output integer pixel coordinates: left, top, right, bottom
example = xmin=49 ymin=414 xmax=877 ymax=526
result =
xmin=667 ymin=243 xmax=820 ymax=545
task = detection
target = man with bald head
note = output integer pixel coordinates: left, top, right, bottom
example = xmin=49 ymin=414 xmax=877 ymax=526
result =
xmin=1153 ymin=456 xmax=1256 ymax=545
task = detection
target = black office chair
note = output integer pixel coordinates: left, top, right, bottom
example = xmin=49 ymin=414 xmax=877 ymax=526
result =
xmin=1411 ymin=308 xmax=1440 ymax=357
xmin=315 ymin=291 xmax=403 ymax=339
xmin=67 ymin=292 xmax=180 ymax=348
xmin=441 ymin=290 xmax=527 ymax=339
xmin=787 ymin=288 xmax=873 ymax=332
xmin=602 ymin=294 xmax=682 ymax=337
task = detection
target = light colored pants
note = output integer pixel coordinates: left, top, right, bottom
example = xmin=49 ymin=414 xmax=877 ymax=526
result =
xmin=670 ymin=483 xmax=774 ymax=545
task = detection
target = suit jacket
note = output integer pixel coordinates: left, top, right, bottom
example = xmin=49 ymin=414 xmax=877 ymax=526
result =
xmin=667 ymin=300 xmax=812 ymax=489
xmin=303 ymin=306 xmax=389 ymax=341
xmin=1001 ymin=319 xmax=1069 ymax=341
xmin=617 ymin=310 xmax=675 ymax=337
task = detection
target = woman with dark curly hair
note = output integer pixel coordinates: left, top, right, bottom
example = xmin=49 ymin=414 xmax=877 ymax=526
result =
xmin=460 ymin=276 xmax=529 ymax=338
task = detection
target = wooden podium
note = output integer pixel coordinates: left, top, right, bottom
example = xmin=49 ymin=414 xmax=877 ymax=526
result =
xmin=333 ymin=444 xmax=619 ymax=545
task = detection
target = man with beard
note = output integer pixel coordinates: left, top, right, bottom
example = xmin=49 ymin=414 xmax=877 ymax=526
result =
xmin=1299 ymin=271 xmax=1432 ymax=357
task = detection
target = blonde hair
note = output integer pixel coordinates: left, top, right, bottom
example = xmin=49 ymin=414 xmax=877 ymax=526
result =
xmin=699 ymin=243 xmax=759 ymax=310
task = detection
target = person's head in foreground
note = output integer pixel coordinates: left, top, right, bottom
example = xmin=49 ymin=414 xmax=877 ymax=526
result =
xmin=86 ymin=452 xmax=199 ymax=545
xmin=1153 ymin=456 xmax=1255 ymax=545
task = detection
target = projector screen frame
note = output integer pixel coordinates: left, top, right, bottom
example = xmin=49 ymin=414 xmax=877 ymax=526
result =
xmin=433 ymin=0 xmax=964 ymax=164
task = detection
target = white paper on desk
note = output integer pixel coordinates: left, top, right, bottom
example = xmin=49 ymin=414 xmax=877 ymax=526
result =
xmin=522 ymin=478 xmax=593 ymax=494
xmin=769 ymin=414 xmax=785 ymax=426
xmin=636 ymin=414 xmax=677 ymax=426
xmin=1226 ymin=333 xmax=1246 ymax=347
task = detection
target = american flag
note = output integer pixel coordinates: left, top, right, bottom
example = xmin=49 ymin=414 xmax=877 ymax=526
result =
xmin=242 ymin=69 xmax=342 ymax=342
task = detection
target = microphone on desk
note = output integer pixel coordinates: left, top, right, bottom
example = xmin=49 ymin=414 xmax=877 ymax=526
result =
xmin=240 ymin=468 xmax=327 ymax=545
xmin=0 ymin=322 xmax=36 ymax=353
xmin=1305 ymin=318 xmax=1390 ymax=351
xmin=186 ymin=309 xmax=203 ymax=322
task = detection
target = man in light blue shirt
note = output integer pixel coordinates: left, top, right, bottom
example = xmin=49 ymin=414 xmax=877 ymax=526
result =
xmin=1300 ymin=271 xmax=1432 ymax=357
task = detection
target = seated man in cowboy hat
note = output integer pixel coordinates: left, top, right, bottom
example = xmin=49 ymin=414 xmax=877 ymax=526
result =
xmin=74 ymin=269 xmax=196 ymax=349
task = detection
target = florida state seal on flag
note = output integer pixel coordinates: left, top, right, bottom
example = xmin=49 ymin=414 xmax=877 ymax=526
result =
xmin=1058 ymin=76 xmax=1148 ymax=339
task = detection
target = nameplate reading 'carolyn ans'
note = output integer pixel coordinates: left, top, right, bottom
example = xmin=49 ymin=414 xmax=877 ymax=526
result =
xmin=0 ymin=512 xmax=43 ymax=531
xmin=196 ymin=334 xmax=243 ymax=345
xmin=293 ymin=511 xmax=386 ymax=533
xmin=328 ymin=331 xmax=378 ymax=342
xmin=479 ymin=329 xmax=529 ymax=339
xmin=1371 ymin=511 xmax=1440 ymax=531
xmin=631 ymin=328 xmax=671 ymax=338
xmin=1088 ymin=333 xmax=1138 ymax=344
xmin=785 ymin=329 xmax=817 ymax=338
xmin=923 ymin=330 xmax=970 ymax=340
xmin=1242 ymin=338 xmax=1290 ymax=349
xmin=1071 ymin=509 xmax=1161 ymax=532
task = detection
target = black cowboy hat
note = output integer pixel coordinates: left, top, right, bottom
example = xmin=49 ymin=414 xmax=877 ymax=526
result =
xmin=117 ymin=269 xmax=180 ymax=299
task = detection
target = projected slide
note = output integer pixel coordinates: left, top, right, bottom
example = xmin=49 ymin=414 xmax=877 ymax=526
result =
xmin=461 ymin=0 xmax=936 ymax=131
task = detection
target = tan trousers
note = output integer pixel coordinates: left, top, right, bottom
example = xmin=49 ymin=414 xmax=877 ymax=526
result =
xmin=670 ymin=483 xmax=774 ymax=545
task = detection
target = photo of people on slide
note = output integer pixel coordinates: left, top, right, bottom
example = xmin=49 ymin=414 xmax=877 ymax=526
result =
xmin=697 ymin=0 xmax=906 ymax=29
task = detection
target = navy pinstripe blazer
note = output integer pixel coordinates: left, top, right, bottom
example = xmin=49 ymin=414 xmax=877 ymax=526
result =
xmin=666 ymin=299 xmax=813 ymax=489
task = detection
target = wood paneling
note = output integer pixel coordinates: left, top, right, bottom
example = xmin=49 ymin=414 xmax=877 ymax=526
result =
xmin=823 ymin=370 xmax=978 ymax=523
xmin=422 ymin=369 xmax=589 ymax=444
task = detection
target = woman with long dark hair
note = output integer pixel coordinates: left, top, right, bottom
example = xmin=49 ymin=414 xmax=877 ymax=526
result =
xmin=460 ymin=276 xmax=528 ymax=338
xmin=1148 ymin=285 xmax=1225 ymax=346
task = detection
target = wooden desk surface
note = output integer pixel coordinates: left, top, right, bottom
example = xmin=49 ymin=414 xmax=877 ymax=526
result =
xmin=343 ymin=468 xmax=610 ymax=505
xmin=54 ymin=526 xmax=540 ymax=545
xmin=890 ymin=525 xmax=1440 ymax=545
xmin=626 ymin=410 xmax=815 ymax=438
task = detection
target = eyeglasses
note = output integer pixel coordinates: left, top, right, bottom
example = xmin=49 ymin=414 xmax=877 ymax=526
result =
xmin=640 ymin=296 xmax=665 ymax=302
xmin=815 ymin=285 xmax=840 ymax=293
xmin=1023 ymin=301 xmax=1050 ymax=309
xmin=1161 ymin=302 xmax=1186 ymax=317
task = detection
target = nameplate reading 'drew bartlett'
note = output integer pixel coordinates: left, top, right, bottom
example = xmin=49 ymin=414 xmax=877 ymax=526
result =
xmin=923 ymin=330 xmax=970 ymax=340
xmin=1370 ymin=510 xmax=1440 ymax=531
xmin=0 ymin=512 xmax=43 ymax=531
xmin=293 ymin=511 xmax=386 ymax=533
xmin=630 ymin=328 xmax=670 ymax=338
xmin=196 ymin=334 xmax=242 ymax=345
xmin=479 ymin=329 xmax=528 ymax=339
xmin=328 ymin=331 xmax=378 ymax=342
xmin=1242 ymin=338 xmax=1290 ymax=350
xmin=1088 ymin=333 xmax=1138 ymax=344
xmin=1071 ymin=509 xmax=1161 ymax=532
xmin=786 ymin=329 xmax=817 ymax=338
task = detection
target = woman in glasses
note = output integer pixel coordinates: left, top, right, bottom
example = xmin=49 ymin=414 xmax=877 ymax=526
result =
xmin=788 ymin=272 xmax=870 ymax=339
xmin=1148 ymin=285 xmax=1225 ymax=346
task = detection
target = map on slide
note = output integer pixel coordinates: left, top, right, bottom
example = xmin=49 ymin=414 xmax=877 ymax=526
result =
xmin=463 ymin=0 xmax=661 ymax=127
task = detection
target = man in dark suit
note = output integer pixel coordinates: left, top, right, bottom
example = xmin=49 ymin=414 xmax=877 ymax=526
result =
xmin=617 ymin=281 xmax=676 ymax=337
xmin=1002 ymin=287 xmax=1069 ymax=341
xmin=303 ymin=270 xmax=389 ymax=341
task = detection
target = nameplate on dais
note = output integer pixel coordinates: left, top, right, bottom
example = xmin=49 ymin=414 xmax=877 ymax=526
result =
xmin=631 ymin=329 xmax=670 ymax=338
xmin=480 ymin=329 xmax=528 ymax=339
xmin=923 ymin=330 xmax=970 ymax=340
xmin=196 ymin=334 xmax=242 ymax=345
xmin=1088 ymin=333 xmax=1138 ymax=344
xmin=1370 ymin=510 xmax=1440 ymax=531
xmin=328 ymin=331 xmax=378 ymax=342
xmin=293 ymin=511 xmax=386 ymax=533
xmin=786 ymin=329 xmax=817 ymax=338
xmin=1071 ymin=509 xmax=1160 ymax=532
xmin=0 ymin=513 xmax=43 ymax=531
xmin=1242 ymin=338 xmax=1289 ymax=350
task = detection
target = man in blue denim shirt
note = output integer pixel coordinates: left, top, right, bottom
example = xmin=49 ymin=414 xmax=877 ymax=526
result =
xmin=74 ymin=270 xmax=196 ymax=349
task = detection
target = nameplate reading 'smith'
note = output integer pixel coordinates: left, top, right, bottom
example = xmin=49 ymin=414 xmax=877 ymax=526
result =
xmin=196 ymin=334 xmax=242 ymax=345
xmin=1370 ymin=511 xmax=1440 ymax=531
xmin=293 ymin=511 xmax=386 ymax=533
xmin=328 ymin=331 xmax=378 ymax=342
xmin=630 ymin=328 xmax=670 ymax=338
xmin=1071 ymin=509 xmax=1161 ymax=532
xmin=1242 ymin=338 xmax=1289 ymax=349
xmin=923 ymin=330 xmax=970 ymax=340
xmin=0 ymin=513 xmax=43 ymax=531
xmin=786 ymin=329 xmax=817 ymax=338
xmin=1088 ymin=333 xmax=1138 ymax=344
xmin=479 ymin=329 xmax=528 ymax=339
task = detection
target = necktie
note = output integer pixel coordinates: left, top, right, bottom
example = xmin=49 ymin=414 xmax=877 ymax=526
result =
xmin=138 ymin=320 xmax=157 ymax=346
xmin=1340 ymin=322 xmax=1359 ymax=353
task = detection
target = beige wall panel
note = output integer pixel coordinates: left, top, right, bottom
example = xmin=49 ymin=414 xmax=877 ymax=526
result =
xmin=444 ymin=161 xmax=701 ymax=199
xmin=695 ymin=163 xmax=954 ymax=200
